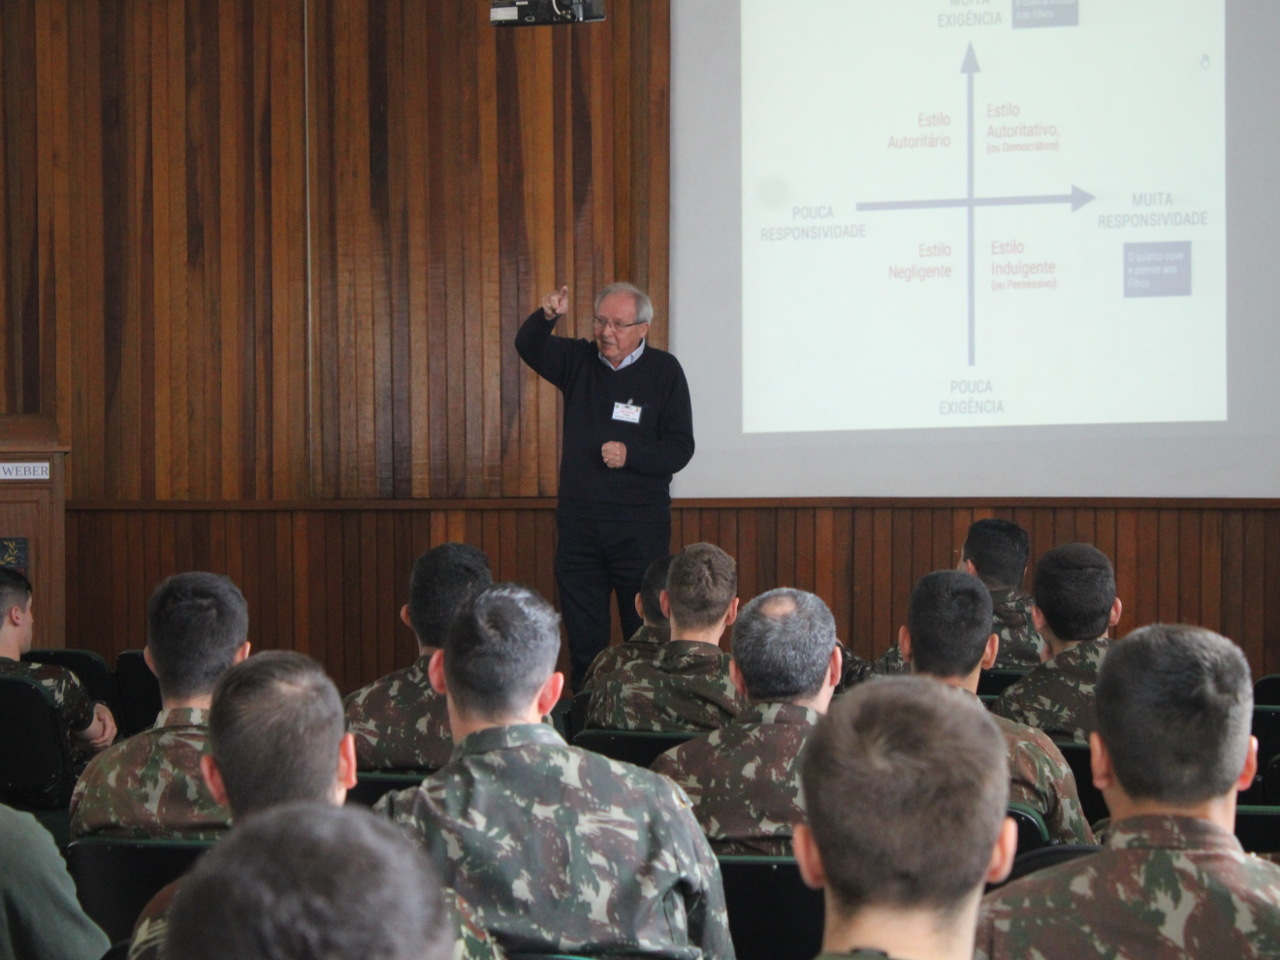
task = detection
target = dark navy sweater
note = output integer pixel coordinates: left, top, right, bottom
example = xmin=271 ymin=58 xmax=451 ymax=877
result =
xmin=515 ymin=309 xmax=694 ymax=521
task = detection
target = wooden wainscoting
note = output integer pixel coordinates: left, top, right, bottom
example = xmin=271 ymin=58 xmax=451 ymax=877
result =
xmin=68 ymin=498 xmax=1280 ymax=694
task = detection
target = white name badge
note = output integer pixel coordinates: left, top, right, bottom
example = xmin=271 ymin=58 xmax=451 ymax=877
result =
xmin=612 ymin=402 xmax=642 ymax=424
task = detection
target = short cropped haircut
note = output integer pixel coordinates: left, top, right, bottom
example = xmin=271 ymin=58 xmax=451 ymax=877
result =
xmin=962 ymin=519 xmax=1031 ymax=590
xmin=731 ymin=588 xmax=836 ymax=701
xmin=665 ymin=542 xmax=737 ymax=630
xmin=802 ymin=677 xmax=1009 ymax=917
xmin=1033 ymin=543 xmax=1116 ymax=641
xmin=639 ymin=555 xmax=674 ymax=624
xmin=906 ymin=571 xmax=994 ymax=679
xmin=595 ymin=281 xmax=654 ymax=326
xmin=443 ymin=583 xmax=561 ymax=720
xmin=146 ymin=572 xmax=249 ymax=700
xmin=164 ymin=803 xmax=450 ymax=960
xmin=1097 ymin=624 xmax=1253 ymax=806
xmin=209 ymin=652 xmax=345 ymax=818
xmin=406 ymin=543 xmax=492 ymax=647
xmin=0 ymin=566 xmax=32 ymax=617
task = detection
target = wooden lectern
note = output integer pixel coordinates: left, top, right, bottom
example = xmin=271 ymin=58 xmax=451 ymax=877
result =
xmin=0 ymin=415 xmax=68 ymax=648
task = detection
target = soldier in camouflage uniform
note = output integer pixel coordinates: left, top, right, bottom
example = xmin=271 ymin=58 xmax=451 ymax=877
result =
xmin=796 ymin=677 xmax=1017 ymax=960
xmin=70 ymin=572 xmax=250 ymax=839
xmin=585 ymin=542 xmax=744 ymax=732
xmin=344 ymin=543 xmax=493 ymax=771
xmin=900 ymin=570 xmax=1093 ymax=845
xmin=164 ymin=803 xmax=472 ymax=960
xmin=580 ymin=553 xmax=673 ymax=692
xmin=128 ymin=651 xmax=502 ymax=960
xmin=378 ymin=583 xmax=735 ymax=960
xmin=976 ymin=624 xmax=1280 ymax=959
xmin=875 ymin=519 xmax=1045 ymax=674
xmin=0 ymin=567 xmax=117 ymax=785
xmin=992 ymin=543 xmax=1122 ymax=742
xmin=651 ymin=588 xmax=842 ymax=854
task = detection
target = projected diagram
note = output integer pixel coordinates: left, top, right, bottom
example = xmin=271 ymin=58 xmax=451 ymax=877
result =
xmin=856 ymin=44 xmax=1093 ymax=366
xmin=740 ymin=1 xmax=1227 ymax=434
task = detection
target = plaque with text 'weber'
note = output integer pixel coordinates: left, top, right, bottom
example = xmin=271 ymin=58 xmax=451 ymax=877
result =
xmin=0 ymin=462 xmax=51 ymax=481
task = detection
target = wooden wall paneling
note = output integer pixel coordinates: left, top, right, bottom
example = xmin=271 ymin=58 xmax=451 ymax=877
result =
xmin=1178 ymin=509 xmax=1202 ymax=626
xmin=1265 ymin=510 xmax=1280 ymax=674
xmin=1155 ymin=508 xmax=1180 ymax=622
xmin=1241 ymin=510 xmax=1266 ymax=672
xmin=851 ymin=508 xmax=873 ymax=656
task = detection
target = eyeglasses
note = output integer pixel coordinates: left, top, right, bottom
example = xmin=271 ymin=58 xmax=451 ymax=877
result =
xmin=592 ymin=316 xmax=648 ymax=333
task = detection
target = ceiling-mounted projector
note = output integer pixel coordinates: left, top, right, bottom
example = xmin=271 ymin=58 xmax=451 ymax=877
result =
xmin=490 ymin=1 xmax=606 ymax=27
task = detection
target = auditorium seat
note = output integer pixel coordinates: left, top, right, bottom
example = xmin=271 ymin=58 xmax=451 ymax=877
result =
xmin=1051 ymin=739 xmax=1108 ymax=825
xmin=344 ymin=770 xmax=431 ymax=807
xmin=1234 ymin=806 xmax=1280 ymax=855
xmin=571 ymin=729 xmax=695 ymax=768
xmin=1255 ymin=675 xmax=1280 ymax=707
xmin=717 ymin=855 xmax=823 ymax=960
xmin=0 ymin=675 xmax=75 ymax=813
xmin=1007 ymin=802 xmax=1050 ymax=855
xmin=1241 ymin=706 xmax=1280 ymax=805
xmin=114 ymin=650 xmax=162 ymax=737
xmin=977 ymin=667 xmax=1031 ymax=698
xmin=995 ymin=844 xmax=1102 ymax=889
xmin=66 ymin=837 xmax=213 ymax=943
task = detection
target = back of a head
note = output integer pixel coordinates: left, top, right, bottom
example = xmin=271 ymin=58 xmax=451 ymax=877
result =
xmin=1033 ymin=543 xmax=1116 ymax=641
xmin=666 ymin=542 xmax=737 ymax=630
xmin=962 ymin=519 xmax=1030 ymax=589
xmin=164 ymin=802 xmax=450 ymax=960
xmin=407 ymin=543 xmax=493 ymax=647
xmin=443 ymin=582 xmax=561 ymax=720
xmin=802 ymin=676 xmax=1009 ymax=916
xmin=906 ymin=570 xmax=994 ymax=679
xmin=639 ymin=554 xmax=675 ymax=625
xmin=0 ymin=565 xmax=32 ymax=618
xmin=1097 ymin=624 xmax=1253 ymax=806
xmin=731 ymin=588 xmax=836 ymax=701
xmin=146 ymin=572 xmax=249 ymax=700
xmin=209 ymin=651 xmax=345 ymax=818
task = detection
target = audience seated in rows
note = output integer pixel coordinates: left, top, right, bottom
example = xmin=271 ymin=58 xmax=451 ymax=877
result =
xmin=877 ymin=518 xmax=1043 ymax=674
xmin=580 ymin=553 xmax=674 ymax=690
xmin=585 ymin=542 xmax=744 ymax=732
xmin=131 ymin=651 xmax=499 ymax=960
xmin=900 ymin=570 xmax=1093 ymax=845
xmin=377 ymin=582 xmax=735 ymax=959
xmin=977 ymin=623 xmax=1280 ymax=958
xmin=794 ymin=675 xmax=1016 ymax=960
xmin=0 ymin=566 xmax=116 ymax=781
xmin=70 ymin=572 xmax=249 ymax=839
xmin=344 ymin=543 xmax=493 ymax=771
xmin=993 ymin=543 xmax=1122 ymax=742
xmin=164 ymin=803 xmax=452 ymax=960
xmin=652 ymin=587 xmax=842 ymax=855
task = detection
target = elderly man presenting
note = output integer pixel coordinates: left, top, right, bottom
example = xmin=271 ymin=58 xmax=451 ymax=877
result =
xmin=517 ymin=282 xmax=694 ymax=689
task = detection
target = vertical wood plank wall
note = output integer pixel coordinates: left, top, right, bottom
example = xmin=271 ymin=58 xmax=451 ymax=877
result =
xmin=3 ymin=4 xmax=1277 ymax=691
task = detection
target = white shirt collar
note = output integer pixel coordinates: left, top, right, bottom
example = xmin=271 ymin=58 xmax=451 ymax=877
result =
xmin=600 ymin=339 xmax=646 ymax=370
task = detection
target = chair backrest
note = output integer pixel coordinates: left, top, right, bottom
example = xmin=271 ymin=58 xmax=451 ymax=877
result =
xmin=344 ymin=770 xmax=432 ymax=808
xmin=22 ymin=649 xmax=118 ymax=711
xmin=1242 ymin=707 xmax=1280 ymax=805
xmin=0 ymin=674 xmax=75 ymax=810
xmin=114 ymin=650 xmax=163 ymax=738
xmin=717 ymin=856 xmax=823 ymax=960
xmin=977 ymin=667 xmax=1031 ymax=698
xmin=1007 ymin=802 xmax=1049 ymax=856
xmin=1264 ymin=754 xmax=1280 ymax=806
xmin=1255 ymin=675 xmax=1280 ymax=707
xmin=568 ymin=690 xmax=592 ymax=741
xmin=1052 ymin=739 xmax=1108 ymax=825
xmin=571 ymin=729 xmax=696 ymax=768
xmin=65 ymin=837 xmax=213 ymax=943
xmin=1234 ymin=805 xmax=1280 ymax=855
xmin=996 ymin=844 xmax=1102 ymax=889
xmin=548 ymin=697 xmax=573 ymax=740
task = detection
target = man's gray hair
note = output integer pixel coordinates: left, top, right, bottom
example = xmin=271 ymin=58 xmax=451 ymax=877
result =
xmin=595 ymin=282 xmax=654 ymax=326
xmin=731 ymin=588 xmax=836 ymax=702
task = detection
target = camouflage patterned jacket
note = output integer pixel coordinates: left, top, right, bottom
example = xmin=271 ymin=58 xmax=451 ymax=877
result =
xmin=344 ymin=655 xmax=453 ymax=771
xmin=580 ymin=624 xmax=671 ymax=693
xmin=873 ymin=586 xmax=1044 ymax=674
xmin=992 ymin=637 xmax=1111 ymax=742
xmin=69 ymin=707 xmax=231 ymax=840
xmin=584 ymin=640 xmax=744 ymax=733
xmin=126 ymin=874 xmax=506 ymax=960
xmin=376 ymin=723 xmax=735 ymax=960
xmin=650 ymin=701 xmax=818 ymax=856
xmin=0 ymin=655 xmax=95 ymax=742
xmin=992 ymin=712 xmax=1093 ymax=845
xmin=976 ymin=814 xmax=1280 ymax=959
